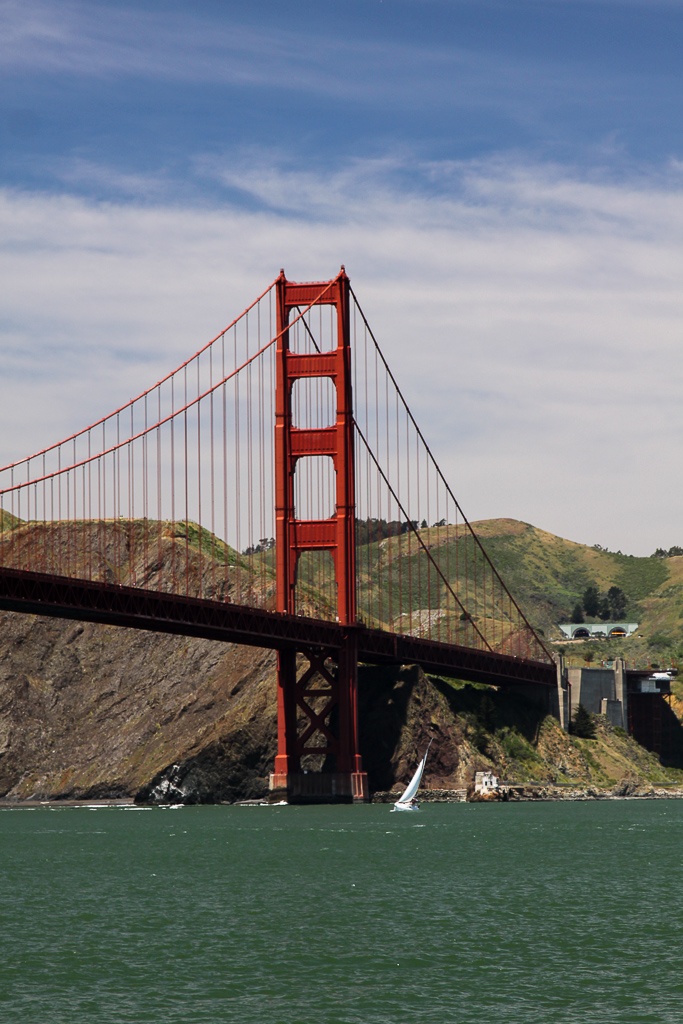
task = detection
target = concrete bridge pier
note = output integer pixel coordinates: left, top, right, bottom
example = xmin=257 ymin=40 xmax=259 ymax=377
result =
xmin=551 ymin=654 xmax=570 ymax=730
xmin=566 ymin=658 xmax=628 ymax=729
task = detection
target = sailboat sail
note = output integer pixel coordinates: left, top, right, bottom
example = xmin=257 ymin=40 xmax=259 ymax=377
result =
xmin=399 ymin=753 xmax=427 ymax=804
xmin=394 ymin=740 xmax=432 ymax=809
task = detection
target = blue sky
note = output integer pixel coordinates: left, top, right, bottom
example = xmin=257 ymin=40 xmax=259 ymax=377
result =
xmin=2 ymin=0 xmax=683 ymax=554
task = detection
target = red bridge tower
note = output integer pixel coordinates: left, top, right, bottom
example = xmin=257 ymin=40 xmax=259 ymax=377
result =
xmin=269 ymin=269 xmax=368 ymax=802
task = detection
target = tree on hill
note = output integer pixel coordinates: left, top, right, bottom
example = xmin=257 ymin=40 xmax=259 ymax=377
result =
xmin=570 ymin=703 xmax=596 ymax=739
xmin=355 ymin=518 xmax=411 ymax=545
xmin=652 ymin=545 xmax=683 ymax=558
xmin=571 ymin=602 xmax=584 ymax=623
xmin=578 ymin=584 xmax=628 ymax=622
xmin=583 ymin=585 xmax=600 ymax=617
xmin=607 ymin=585 xmax=627 ymax=619
xmin=243 ymin=537 xmax=275 ymax=555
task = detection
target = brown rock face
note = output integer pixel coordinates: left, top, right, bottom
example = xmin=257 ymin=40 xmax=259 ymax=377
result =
xmin=0 ymin=519 xmax=280 ymax=802
xmin=0 ymin=594 xmax=498 ymax=802
xmin=0 ymin=610 xmax=278 ymax=802
xmin=358 ymin=664 xmax=487 ymax=792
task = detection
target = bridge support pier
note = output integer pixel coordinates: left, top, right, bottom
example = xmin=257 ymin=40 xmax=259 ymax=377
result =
xmin=551 ymin=654 xmax=570 ymax=730
xmin=269 ymin=638 xmax=368 ymax=803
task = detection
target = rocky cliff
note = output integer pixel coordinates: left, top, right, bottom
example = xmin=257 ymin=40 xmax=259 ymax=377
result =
xmin=0 ymin=609 xmax=278 ymax=801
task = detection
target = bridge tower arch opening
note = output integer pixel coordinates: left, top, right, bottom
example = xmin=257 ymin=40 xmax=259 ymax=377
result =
xmin=270 ymin=268 xmax=368 ymax=802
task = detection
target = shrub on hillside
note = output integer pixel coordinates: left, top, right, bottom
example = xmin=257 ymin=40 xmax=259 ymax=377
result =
xmin=649 ymin=632 xmax=673 ymax=653
xmin=496 ymin=726 xmax=537 ymax=762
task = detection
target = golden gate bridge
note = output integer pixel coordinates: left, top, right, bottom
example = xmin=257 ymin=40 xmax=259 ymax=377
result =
xmin=0 ymin=268 xmax=557 ymax=802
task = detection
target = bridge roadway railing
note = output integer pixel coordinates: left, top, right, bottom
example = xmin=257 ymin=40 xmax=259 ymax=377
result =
xmin=0 ymin=566 xmax=556 ymax=690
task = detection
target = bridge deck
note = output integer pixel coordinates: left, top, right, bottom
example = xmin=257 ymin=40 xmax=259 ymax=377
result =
xmin=0 ymin=568 xmax=556 ymax=689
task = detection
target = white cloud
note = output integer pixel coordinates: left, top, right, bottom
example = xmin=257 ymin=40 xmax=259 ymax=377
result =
xmin=1 ymin=155 xmax=682 ymax=555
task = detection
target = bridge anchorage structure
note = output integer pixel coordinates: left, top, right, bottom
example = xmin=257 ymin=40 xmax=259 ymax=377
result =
xmin=0 ymin=265 xmax=558 ymax=805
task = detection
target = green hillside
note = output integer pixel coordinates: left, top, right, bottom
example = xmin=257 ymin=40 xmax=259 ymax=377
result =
xmin=465 ymin=520 xmax=683 ymax=671
xmin=3 ymin=511 xmax=681 ymax=671
xmin=351 ymin=517 xmax=683 ymax=673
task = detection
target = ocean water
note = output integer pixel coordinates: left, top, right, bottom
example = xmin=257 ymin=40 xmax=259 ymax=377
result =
xmin=1 ymin=800 xmax=682 ymax=1024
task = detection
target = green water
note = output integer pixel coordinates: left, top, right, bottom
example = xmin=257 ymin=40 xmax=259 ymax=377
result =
xmin=1 ymin=800 xmax=682 ymax=1023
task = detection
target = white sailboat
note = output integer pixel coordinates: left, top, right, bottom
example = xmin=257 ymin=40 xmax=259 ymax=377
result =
xmin=392 ymin=740 xmax=432 ymax=812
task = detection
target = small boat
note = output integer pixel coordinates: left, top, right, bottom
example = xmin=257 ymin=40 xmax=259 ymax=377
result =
xmin=392 ymin=740 xmax=432 ymax=812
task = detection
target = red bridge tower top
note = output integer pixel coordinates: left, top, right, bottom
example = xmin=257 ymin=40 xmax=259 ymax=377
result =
xmin=274 ymin=267 xmax=356 ymax=625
